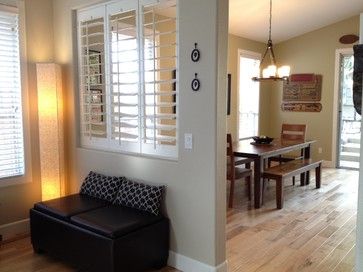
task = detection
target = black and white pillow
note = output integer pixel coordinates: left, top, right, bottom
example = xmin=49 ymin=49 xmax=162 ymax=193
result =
xmin=113 ymin=178 xmax=165 ymax=215
xmin=80 ymin=171 xmax=122 ymax=202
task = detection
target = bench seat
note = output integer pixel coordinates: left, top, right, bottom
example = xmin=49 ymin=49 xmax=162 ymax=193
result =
xmin=262 ymin=159 xmax=322 ymax=209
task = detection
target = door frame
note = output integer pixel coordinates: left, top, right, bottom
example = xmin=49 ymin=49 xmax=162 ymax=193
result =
xmin=236 ymin=49 xmax=261 ymax=140
xmin=332 ymin=48 xmax=354 ymax=168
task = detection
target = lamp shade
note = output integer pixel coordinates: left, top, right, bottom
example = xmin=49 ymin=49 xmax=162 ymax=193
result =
xmin=36 ymin=63 xmax=64 ymax=201
xmin=277 ymin=66 xmax=291 ymax=78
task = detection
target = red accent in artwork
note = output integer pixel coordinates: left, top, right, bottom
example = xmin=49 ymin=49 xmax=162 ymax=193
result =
xmin=290 ymin=74 xmax=315 ymax=82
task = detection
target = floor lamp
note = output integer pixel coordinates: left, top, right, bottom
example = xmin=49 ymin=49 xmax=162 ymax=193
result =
xmin=36 ymin=63 xmax=65 ymax=201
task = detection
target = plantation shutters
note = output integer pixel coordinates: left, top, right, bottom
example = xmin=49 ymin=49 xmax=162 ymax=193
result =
xmin=108 ymin=2 xmax=140 ymax=153
xmin=0 ymin=7 xmax=24 ymax=178
xmin=78 ymin=7 xmax=107 ymax=147
xmin=141 ymin=0 xmax=177 ymax=157
xmin=78 ymin=0 xmax=178 ymax=158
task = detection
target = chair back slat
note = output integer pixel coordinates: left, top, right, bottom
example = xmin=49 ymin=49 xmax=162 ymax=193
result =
xmin=281 ymin=124 xmax=306 ymax=141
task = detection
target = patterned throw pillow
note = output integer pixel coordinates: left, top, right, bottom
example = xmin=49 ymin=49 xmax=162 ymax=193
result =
xmin=113 ymin=178 xmax=165 ymax=215
xmin=80 ymin=171 xmax=122 ymax=202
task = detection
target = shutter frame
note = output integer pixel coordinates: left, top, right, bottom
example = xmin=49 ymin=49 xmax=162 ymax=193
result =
xmin=78 ymin=0 xmax=178 ymax=159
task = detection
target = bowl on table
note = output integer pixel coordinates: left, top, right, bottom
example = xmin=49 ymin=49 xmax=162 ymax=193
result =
xmin=252 ymin=136 xmax=274 ymax=144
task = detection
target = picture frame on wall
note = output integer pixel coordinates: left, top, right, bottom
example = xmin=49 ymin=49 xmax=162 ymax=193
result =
xmin=172 ymin=69 xmax=176 ymax=114
xmin=227 ymin=73 xmax=231 ymax=115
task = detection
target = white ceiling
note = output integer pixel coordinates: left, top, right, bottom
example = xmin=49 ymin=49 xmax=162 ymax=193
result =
xmin=229 ymin=0 xmax=363 ymax=43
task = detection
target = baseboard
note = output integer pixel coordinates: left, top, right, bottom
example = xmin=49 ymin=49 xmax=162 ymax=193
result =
xmin=322 ymin=160 xmax=334 ymax=168
xmin=168 ymin=251 xmax=228 ymax=272
xmin=0 ymin=218 xmax=30 ymax=241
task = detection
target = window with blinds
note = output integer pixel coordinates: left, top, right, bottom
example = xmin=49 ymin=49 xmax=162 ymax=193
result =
xmin=78 ymin=0 xmax=178 ymax=158
xmin=0 ymin=8 xmax=24 ymax=179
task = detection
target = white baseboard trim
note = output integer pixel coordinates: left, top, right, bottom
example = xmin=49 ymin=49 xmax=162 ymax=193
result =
xmin=322 ymin=160 xmax=334 ymax=168
xmin=168 ymin=251 xmax=228 ymax=272
xmin=0 ymin=218 xmax=30 ymax=241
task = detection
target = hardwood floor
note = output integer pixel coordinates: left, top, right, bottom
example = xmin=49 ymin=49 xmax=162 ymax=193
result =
xmin=227 ymin=168 xmax=358 ymax=272
xmin=0 ymin=169 xmax=357 ymax=272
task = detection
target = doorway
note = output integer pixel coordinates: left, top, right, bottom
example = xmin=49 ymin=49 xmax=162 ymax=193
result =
xmin=336 ymin=50 xmax=360 ymax=169
xmin=237 ymin=50 xmax=260 ymax=140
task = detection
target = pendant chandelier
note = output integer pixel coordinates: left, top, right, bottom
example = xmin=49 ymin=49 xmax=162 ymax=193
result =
xmin=252 ymin=0 xmax=290 ymax=82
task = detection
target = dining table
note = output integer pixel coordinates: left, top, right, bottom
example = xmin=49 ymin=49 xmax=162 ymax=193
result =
xmin=234 ymin=138 xmax=316 ymax=208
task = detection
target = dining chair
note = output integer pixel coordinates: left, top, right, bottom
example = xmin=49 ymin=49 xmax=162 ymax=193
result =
xmin=226 ymin=134 xmax=253 ymax=208
xmin=268 ymin=124 xmax=307 ymax=185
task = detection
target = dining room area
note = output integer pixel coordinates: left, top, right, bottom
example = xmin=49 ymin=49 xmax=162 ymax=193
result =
xmin=225 ymin=83 xmax=359 ymax=271
xmin=224 ymin=0 xmax=363 ymax=271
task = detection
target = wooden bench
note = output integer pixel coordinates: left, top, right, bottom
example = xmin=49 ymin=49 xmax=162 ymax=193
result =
xmin=262 ymin=159 xmax=323 ymax=209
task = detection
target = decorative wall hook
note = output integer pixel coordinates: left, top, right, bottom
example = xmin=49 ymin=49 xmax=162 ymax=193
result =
xmin=191 ymin=73 xmax=200 ymax=91
xmin=191 ymin=43 xmax=200 ymax=62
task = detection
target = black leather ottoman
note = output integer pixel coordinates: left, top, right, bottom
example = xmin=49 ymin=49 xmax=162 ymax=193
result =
xmin=30 ymin=194 xmax=169 ymax=272
xmin=33 ymin=193 xmax=109 ymax=220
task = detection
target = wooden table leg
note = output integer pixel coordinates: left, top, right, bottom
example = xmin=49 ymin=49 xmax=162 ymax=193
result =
xmin=276 ymin=178 xmax=283 ymax=209
xmin=254 ymin=157 xmax=263 ymax=208
xmin=304 ymin=145 xmax=311 ymax=185
xmin=316 ymin=163 xmax=321 ymax=188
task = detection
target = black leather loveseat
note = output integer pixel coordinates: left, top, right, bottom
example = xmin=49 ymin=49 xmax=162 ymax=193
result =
xmin=30 ymin=172 xmax=169 ymax=272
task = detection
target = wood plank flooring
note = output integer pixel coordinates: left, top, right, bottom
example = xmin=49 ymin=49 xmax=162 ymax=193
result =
xmin=227 ymin=168 xmax=357 ymax=272
xmin=0 ymin=168 xmax=357 ymax=271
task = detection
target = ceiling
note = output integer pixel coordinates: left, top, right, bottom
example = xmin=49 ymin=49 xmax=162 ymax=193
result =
xmin=229 ymin=0 xmax=363 ymax=43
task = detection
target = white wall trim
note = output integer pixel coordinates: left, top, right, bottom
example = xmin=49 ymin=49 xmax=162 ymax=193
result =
xmin=168 ymin=251 xmax=228 ymax=272
xmin=0 ymin=218 xmax=29 ymax=240
xmin=332 ymin=48 xmax=353 ymax=169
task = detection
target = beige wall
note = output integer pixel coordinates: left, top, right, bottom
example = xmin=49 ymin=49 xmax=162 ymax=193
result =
xmin=227 ymin=34 xmax=271 ymax=140
xmin=266 ymin=16 xmax=360 ymax=162
xmin=0 ymin=0 xmax=54 ymax=227
xmin=53 ymin=0 xmax=228 ymax=268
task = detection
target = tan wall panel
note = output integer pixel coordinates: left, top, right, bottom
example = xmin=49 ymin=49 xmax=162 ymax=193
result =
xmin=270 ymin=16 xmax=360 ymax=162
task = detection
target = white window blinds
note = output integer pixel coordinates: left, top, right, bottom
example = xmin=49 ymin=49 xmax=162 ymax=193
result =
xmin=0 ymin=8 xmax=24 ymax=178
xmin=78 ymin=0 xmax=178 ymax=158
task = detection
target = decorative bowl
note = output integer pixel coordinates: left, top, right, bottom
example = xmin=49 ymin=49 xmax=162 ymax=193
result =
xmin=252 ymin=136 xmax=274 ymax=144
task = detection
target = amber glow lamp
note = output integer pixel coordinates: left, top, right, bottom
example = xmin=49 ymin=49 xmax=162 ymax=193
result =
xmin=36 ymin=63 xmax=65 ymax=201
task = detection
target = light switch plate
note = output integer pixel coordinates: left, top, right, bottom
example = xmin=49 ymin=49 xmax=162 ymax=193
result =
xmin=184 ymin=133 xmax=193 ymax=150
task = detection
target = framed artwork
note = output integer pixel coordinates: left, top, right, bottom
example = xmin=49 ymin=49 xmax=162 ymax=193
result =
xmin=172 ymin=69 xmax=176 ymax=114
xmin=281 ymin=102 xmax=322 ymax=112
xmin=283 ymin=74 xmax=322 ymax=101
xmin=227 ymin=74 xmax=231 ymax=115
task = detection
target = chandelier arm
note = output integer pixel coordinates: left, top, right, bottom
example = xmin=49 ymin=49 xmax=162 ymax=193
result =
xmin=260 ymin=46 xmax=270 ymax=66
xmin=269 ymin=42 xmax=276 ymax=66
